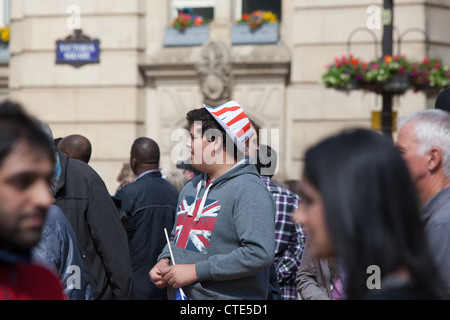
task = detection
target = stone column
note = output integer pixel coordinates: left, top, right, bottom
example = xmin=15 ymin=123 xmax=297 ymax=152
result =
xmin=209 ymin=0 xmax=232 ymax=44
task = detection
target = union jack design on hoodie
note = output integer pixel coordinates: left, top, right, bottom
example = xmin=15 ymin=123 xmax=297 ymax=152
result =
xmin=174 ymin=179 xmax=220 ymax=253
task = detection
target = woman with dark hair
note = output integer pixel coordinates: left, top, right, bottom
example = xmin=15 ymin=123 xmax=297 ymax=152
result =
xmin=294 ymin=128 xmax=446 ymax=300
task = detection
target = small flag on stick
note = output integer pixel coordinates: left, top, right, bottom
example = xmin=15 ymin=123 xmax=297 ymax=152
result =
xmin=164 ymin=228 xmax=187 ymax=300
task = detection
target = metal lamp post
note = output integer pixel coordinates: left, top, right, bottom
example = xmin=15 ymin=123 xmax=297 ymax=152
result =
xmin=381 ymin=0 xmax=394 ymax=139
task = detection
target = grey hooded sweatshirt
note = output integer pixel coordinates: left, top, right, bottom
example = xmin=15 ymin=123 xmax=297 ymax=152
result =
xmin=158 ymin=162 xmax=276 ymax=300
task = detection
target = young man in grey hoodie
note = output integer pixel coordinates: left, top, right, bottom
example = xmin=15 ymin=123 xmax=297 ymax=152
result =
xmin=150 ymin=101 xmax=276 ymax=300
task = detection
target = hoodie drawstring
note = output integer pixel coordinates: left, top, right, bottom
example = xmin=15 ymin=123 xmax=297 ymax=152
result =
xmin=187 ymin=177 xmax=213 ymax=222
xmin=194 ymin=182 xmax=213 ymax=222
xmin=187 ymin=180 xmax=203 ymax=217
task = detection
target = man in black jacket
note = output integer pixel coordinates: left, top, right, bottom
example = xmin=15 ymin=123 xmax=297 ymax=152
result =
xmin=115 ymin=137 xmax=178 ymax=300
xmin=54 ymin=150 xmax=133 ymax=300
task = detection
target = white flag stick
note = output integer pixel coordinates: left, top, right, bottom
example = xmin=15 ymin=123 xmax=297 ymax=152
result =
xmin=164 ymin=228 xmax=187 ymax=299
xmin=164 ymin=228 xmax=176 ymax=265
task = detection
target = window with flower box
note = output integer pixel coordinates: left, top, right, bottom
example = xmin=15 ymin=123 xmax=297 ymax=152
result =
xmin=164 ymin=0 xmax=215 ymax=47
xmin=232 ymin=0 xmax=281 ymax=45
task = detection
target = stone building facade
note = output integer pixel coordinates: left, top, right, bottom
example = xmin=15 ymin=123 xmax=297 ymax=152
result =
xmin=5 ymin=0 xmax=450 ymax=192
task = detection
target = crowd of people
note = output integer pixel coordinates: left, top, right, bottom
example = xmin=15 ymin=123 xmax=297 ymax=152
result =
xmin=0 ymin=87 xmax=449 ymax=300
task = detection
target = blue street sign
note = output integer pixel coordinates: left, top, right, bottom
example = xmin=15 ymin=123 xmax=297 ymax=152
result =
xmin=56 ymin=41 xmax=100 ymax=64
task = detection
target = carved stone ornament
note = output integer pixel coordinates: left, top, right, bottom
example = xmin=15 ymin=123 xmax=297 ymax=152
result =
xmin=196 ymin=40 xmax=232 ymax=106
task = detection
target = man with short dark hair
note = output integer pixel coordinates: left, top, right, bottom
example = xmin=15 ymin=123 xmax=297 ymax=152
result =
xmin=116 ymin=137 xmax=179 ymax=300
xmin=0 ymin=100 xmax=65 ymax=300
xmin=57 ymin=134 xmax=92 ymax=164
xmin=150 ymin=101 xmax=276 ymax=300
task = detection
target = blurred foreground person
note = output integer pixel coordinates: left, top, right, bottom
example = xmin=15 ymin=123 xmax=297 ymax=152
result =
xmin=396 ymin=109 xmax=450 ymax=297
xmin=0 ymin=101 xmax=65 ymax=300
xmin=294 ymin=128 xmax=446 ymax=300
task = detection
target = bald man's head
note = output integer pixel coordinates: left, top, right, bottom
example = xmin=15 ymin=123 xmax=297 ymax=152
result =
xmin=58 ymin=134 xmax=92 ymax=164
xmin=130 ymin=137 xmax=160 ymax=175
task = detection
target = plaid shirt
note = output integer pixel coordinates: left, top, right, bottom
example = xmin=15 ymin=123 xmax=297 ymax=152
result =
xmin=261 ymin=176 xmax=306 ymax=300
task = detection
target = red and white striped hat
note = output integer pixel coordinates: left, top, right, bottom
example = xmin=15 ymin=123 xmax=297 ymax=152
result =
xmin=204 ymin=100 xmax=255 ymax=153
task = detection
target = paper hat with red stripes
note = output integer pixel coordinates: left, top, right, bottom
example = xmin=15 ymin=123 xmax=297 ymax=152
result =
xmin=204 ymin=100 xmax=255 ymax=153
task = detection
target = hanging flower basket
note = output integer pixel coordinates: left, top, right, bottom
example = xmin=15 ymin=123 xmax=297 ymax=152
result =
xmin=362 ymin=55 xmax=413 ymax=94
xmin=321 ymin=54 xmax=450 ymax=96
xmin=342 ymin=78 xmax=362 ymax=91
xmin=382 ymin=73 xmax=411 ymax=93
xmin=333 ymin=78 xmax=363 ymax=93
xmin=410 ymin=58 xmax=450 ymax=97
xmin=321 ymin=54 xmax=365 ymax=91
